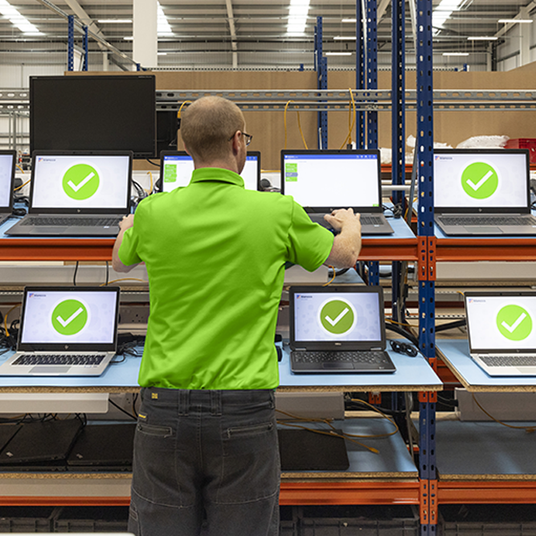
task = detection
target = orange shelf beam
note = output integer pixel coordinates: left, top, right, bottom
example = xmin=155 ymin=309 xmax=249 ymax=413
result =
xmin=436 ymin=238 xmax=536 ymax=262
xmin=438 ymin=481 xmax=536 ymax=504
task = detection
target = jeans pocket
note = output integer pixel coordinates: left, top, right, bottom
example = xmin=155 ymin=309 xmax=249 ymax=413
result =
xmin=217 ymin=419 xmax=280 ymax=504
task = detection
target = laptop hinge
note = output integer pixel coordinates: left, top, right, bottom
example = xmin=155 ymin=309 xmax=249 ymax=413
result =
xmin=371 ymin=347 xmax=383 ymax=351
xmin=295 ymin=348 xmax=306 ymax=352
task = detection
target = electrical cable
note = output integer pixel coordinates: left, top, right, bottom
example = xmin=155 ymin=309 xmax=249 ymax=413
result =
xmin=105 ymin=261 xmax=109 ymax=286
xmin=339 ymin=88 xmax=357 ymax=149
xmin=109 ymin=398 xmax=138 ymax=421
xmin=145 ymin=159 xmax=160 ymax=167
xmin=73 ymin=261 xmax=79 ymax=286
xmin=384 ymin=322 xmax=419 ymax=347
xmin=322 ymin=266 xmax=336 ymax=286
xmin=13 ymin=178 xmax=30 ymax=192
xmin=471 ymin=394 xmax=535 ymax=433
xmin=284 ymin=100 xmax=308 ymax=149
xmin=435 ymin=319 xmax=466 ymax=332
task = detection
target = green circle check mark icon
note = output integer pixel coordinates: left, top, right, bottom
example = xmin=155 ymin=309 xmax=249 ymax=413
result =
xmin=496 ymin=305 xmax=532 ymax=341
xmin=320 ymin=300 xmax=355 ymax=335
xmin=461 ymin=162 xmax=498 ymax=200
xmin=51 ymin=300 xmax=88 ymax=336
xmin=62 ymin=164 xmax=99 ymax=200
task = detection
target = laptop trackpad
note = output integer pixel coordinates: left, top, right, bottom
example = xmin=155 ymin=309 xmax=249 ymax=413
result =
xmin=30 ymin=366 xmax=71 ymax=374
xmin=465 ymin=226 xmax=502 ymax=234
xmin=322 ymin=363 xmax=353 ymax=369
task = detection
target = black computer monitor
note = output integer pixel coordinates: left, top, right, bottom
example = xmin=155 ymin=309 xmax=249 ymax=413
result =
xmin=30 ymin=74 xmax=156 ymax=158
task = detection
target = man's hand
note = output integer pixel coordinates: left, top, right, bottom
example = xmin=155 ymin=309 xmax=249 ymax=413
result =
xmin=119 ymin=214 xmax=135 ymax=232
xmin=324 ymin=208 xmax=361 ymax=233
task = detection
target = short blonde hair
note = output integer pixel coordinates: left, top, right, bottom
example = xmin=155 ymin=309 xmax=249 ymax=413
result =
xmin=180 ymin=96 xmax=245 ymax=162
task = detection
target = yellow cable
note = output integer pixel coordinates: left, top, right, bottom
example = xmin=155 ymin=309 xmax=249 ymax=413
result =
xmin=3 ymin=304 xmax=20 ymax=338
xmin=471 ymin=394 xmax=536 ymax=433
xmin=322 ymin=265 xmax=336 ymax=286
xmin=284 ymin=100 xmax=308 ymax=150
xmin=146 ymin=171 xmax=154 ymax=194
xmin=339 ymin=89 xmax=357 ymax=150
xmin=177 ymin=100 xmax=192 ymax=120
xmin=16 ymin=165 xmax=24 ymax=173
xmin=14 ymin=178 xmax=31 ymax=192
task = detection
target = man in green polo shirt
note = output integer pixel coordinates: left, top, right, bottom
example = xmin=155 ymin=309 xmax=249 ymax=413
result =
xmin=112 ymin=96 xmax=361 ymax=536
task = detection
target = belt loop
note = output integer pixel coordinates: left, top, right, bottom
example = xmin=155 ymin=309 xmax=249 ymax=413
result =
xmin=211 ymin=390 xmax=222 ymax=416
xmin=179 ymin=390 xmax=189 ymax=416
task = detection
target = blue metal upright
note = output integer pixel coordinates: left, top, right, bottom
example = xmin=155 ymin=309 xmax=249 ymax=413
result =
xmin=391 ymin=0 xmax=406 ymax=324
xmin=355 ymin=0 xmax=366 ymax=148
xmin=83 ymin=25 xmax=89 ymax=71
xmin=67 ymin=15 xmax=74 ymax=71
xmin=416 ymin=0 xmax=437 ymax=530
xmin=314 ymin=17 xmax=328 ymax=150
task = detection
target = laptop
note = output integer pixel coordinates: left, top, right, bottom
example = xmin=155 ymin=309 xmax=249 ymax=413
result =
xmin=280 ymin=149 xmax=393 ymax=235
xmin=288 ymin=285 xmax=396 ymax=373
xmin=158 ymin=150 xmax=261 ymax=192
xmin=465 ymin=291 xmax=536 ymax=376
xmin=67 ymin=422 xmax=135 ymax=471
xmin=0 ymin=150 xmax=16 ymax=227
xmin=0 ymin=286 xmax=120 ymax=377
xmin=434 ymin=148 xmax=536 ymax=236
xmin=0 ymin=418 xmax=83 ymax=468
xmin=5 ymin=150 xmax=132 ymax=236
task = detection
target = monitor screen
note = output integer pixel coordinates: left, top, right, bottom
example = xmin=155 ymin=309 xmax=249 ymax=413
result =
xmin=30 ymin=75 xmax=156 ymax=158
xmin=281 ymin=150 xmax=381 ymax=209
xmin=160 ymin=152 xmax=260 ymax=192
xmin=0 ymin=152 xmax=15 ymax=209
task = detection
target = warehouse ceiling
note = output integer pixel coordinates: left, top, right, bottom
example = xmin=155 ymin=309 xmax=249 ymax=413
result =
xmin=0 ymin=0 xmax=534 ymax=69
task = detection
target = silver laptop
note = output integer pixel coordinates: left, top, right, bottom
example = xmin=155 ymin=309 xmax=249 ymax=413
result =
xmin=0 ymin=286 xmax=120 ymax=377
xmin=465 ymin=291 xmax=536 ymax=376
xmin=434 ymin=148 xmax=536 ymax=236
xmin=289 ymin=285 xmax=396 ymax=373
xmin=281 ymin=149 xmax=393 ymax=235
xmin=6 ymin=151 xmax=132 ymax=236
xmin=0 ymin=150 xmax=16 ymax=227
xmin=159 ymin=150 xmax=261 ymax=192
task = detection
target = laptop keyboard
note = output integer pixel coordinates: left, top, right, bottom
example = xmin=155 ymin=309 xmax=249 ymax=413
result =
xmin=479 ymin=355 xmax=536 ymax=367
xmin=359 ymin=216 xmax=384 ymax=226
xmin=292 ymin=350 xmax=390 ymax=365
xmin=21 ymin=217 xmax=122 ymax=227
xmin=13 ymin=354 xmax=106 ymax=366
xmin=439 ymin=215 xmax=536 ymax=226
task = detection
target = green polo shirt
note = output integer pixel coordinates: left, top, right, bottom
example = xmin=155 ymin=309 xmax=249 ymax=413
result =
xmin=119 ymin=167 xmax=333 ymax=390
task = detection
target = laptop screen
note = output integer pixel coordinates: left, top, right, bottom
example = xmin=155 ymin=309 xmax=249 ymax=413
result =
xmin=30 ymin=153 xmax=131 ymax=211
xmin=291 ymin=287 xmax=383 ymax=344
xmin=160 ymin=151 xmax=260 ymax=192
xmin=465 ymin=293 xmax=536 ymax=353
xmin=19 ymin=288 xmax=119 ymax=348
xmin=434 ymin=149 xmax=529 ymax=211
xmin=281 ymin=150 xmax=381 ymax=210
xmin=0 ymin=152 xmax=15 ymax=209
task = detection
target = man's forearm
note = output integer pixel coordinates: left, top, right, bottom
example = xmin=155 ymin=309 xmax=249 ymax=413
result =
xmin=112 ymin=228 xmax=137 ymax=273
xmin=324 ymin=224 xmax=361 ymax=268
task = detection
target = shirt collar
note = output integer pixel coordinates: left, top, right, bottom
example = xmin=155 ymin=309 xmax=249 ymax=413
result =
xmin=190 ymin=167 xmax=244 ymax=188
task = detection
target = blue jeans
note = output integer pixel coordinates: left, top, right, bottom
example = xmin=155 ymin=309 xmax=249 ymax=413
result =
xmin=128 ymin=387 xmax=280 ymax=536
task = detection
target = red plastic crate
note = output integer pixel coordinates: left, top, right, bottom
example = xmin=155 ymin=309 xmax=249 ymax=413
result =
xmin=505 ymin=138 xmax=536 ymax=163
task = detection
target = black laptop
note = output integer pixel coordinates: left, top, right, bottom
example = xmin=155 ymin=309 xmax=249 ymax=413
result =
xmin=281 ymin=149 xmax=393 ymax=235
xmin=6 ymin=150 xmax=132 ymax=237
xmin=0 ymin=150 xmax=16 ymax=227
xmin=288 ymin=285 xmax=396 ymax=373
xmin=434 ymin=148 xmax=536 ymax=236
xmin=159 ymin=150 xmax=261 ymax=192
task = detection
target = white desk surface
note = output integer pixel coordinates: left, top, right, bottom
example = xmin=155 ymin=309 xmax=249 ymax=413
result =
xmin=436 ymin=339 xmax=536 ymax=392
xmin=0 ymin=342 xmax=442 ymax=393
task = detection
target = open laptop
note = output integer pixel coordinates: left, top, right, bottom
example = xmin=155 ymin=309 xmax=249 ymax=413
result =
xmin=0 ymin=286 xmax=120 ymax=377
xmin=465 ymin=291 xmax=536 ymax=376
xmin=5 ymin=151 xmax=132 ymax=236
xmin=0 ymin=150 xmax=16 ymax=227
xmin=434 ymin=148 xmax=536 ymax=236
xmin=159 ymin=150 xmax=261 ymax=192
xmin=280 ymin=149 xmax=393 ymax=235
xmin=288 ymin=285 xmax=396 ymax=373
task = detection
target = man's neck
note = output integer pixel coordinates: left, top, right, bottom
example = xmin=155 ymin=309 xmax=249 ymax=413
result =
xmin=193 ymin=158 xmax=239 ymax=174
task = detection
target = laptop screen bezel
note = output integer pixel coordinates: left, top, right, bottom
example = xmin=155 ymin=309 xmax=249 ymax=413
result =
xmin=289 ymin=285 xmax=386 ymax=351
xmin=434 ymin=148 xmax=531 ymax=214
xmin=464 ymin=290 xmax=536 ymax=355
xmin=158 ymin=150 xmax=261 ymax=192
xmin=0 ymin=150 xmax=16 ymax=214
xmin=17 ymin=286 xmax=121 ymax=352
xmin=280 ymin=149 xmax=383 ymax=213
xmin=28 ymin=150 xmax=132 ymax=215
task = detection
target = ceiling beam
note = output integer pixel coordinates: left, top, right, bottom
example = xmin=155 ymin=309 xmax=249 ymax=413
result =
xmin=495 ymin=1 xmax=536 ymax=37
xmin=62 ymin=0 xmax=107 ymax=50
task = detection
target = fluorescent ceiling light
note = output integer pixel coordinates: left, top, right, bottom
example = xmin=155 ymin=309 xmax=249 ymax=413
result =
xmin=0 ymin=0 xmax=42 ymax=35
xmin=342 ymin=18 xmax=357 ymax=23
xmin=443 ymin=52 xmax=469 ymax=56
xmin=334 ymin=36 xmax=357 ymax=40
xmin=287 ymin=0 xmax=310 ymax=35
xmin=325 ymin=52 xmax=352 ymax=56
xmin=98 ymin=19 xmax=132 ymax=23
xmin=432 ymin=0 xmax=464 ymax=35
xmin=124 ymin=36 xmax=134 ymax=41
xmin=498 ymin=19 xmax=533 ymax=23
xmin=157 ymin=1 xmax=173 ymax=36
xmin=157 ymin=52 xmax=167 ymax=55
xmin=468 ymin=36 xmax=498 ymax=40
